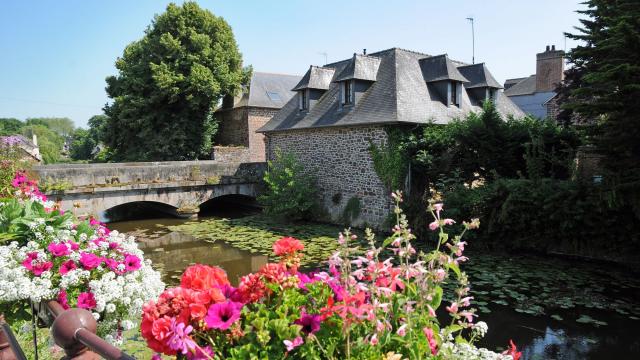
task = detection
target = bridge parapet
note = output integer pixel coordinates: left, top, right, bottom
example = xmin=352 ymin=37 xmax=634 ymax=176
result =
xmin=33 ymin=161 xmax=266 ymax=190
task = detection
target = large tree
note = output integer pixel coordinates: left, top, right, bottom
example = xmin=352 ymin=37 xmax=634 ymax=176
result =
xmin=0 ymin=118 xmax=24 ymax=136
xmin=104 ymin=1 xmax=245 ymax=161
xmin=25 ymin=117 xmax=75 ymax=138
xmin=557 ymin=0 xmax=640 ymax=203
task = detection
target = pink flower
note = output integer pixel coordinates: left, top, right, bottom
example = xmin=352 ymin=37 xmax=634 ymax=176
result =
xmin=294 ymin=311 xmax=321 ymax=334
xmin=124 ymin=254 xmax=141 ymax=272
xmin=57 ymin=290 xmax=70 ymax=310
xmin=283 ymin=336 xmax=303 ymax=352
xmin=151 ymin=354 xmax=162 ymax=360
xmin=59 ymin=260 xmax=77 ymax=275
xmin=427 ymin=305 xmax=436 ymax=317
xmin=167 ymin=318 xmax=197 ymax=355
xmin=423 ymin=327 xmax=438 ymax=355
xmin=79 ymin=252 xmax=102 ymax=270
xmin=443 ymin=218 xmax=455 ymax=225
xmin=31 ymin=261 xmax=53 ymax=276
xmin=204 ymin=301 xmax=243 ymax=330
xmin=47 ymin=242 xmax=70 ymax=257
xmin=429 ymin=221 xmax=439 ymax=231
xmin=434 ymin=268 xmax=446 ymax=282
xmin=77 ymin=292 xmax=97 ymax=310
xmin=369 ymin=333 xmax=379 ymax=346
xmin=104 ymin=258 xmax=125 ymax=275
xmin=68 ymin=241 xmax=80 ymax=251
xmin=460 ymin=296 xmax=473 ymax=307
xmin=396 ymin=324 xmax=408 ymax=337
xmin=446 ymin=302 xmax=458 ymax=314
xmin=459 ymin=311 xmax=476 ymax=323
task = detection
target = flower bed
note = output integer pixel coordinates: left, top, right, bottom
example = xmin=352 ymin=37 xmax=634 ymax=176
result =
xmin=0 ymin=172 xmax=165 ymax=343
xmin=141 ymin=192 xmax=521 ymax=359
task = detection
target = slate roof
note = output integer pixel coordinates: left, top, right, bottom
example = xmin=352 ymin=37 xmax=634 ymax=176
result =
xmin=458 ymin=63 xmax=503 ymax=89
xmin=258 ymin=48 xmax=525 ymax=133
xmin=292 ymin=66 xmax=335 ymax=91
xmin=334 ymin=54 xmax=382 ymax=82
xmin=231 ymin=72 xmax=301 ymax=109
xmin=504 ymin=77 xmax=527 ymax=90
xmin=503 ymin=75 xmax=537 ymax=96
xmin=419 ymin=54 xmax=469 ymax=83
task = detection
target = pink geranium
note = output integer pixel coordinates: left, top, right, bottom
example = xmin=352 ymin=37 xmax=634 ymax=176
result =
xmin=283 ymin=336 xmax=303 ymax=352
xmin=57 ymin=290 xmax=70 ymax=310
xmin=77 ymin=292 xmax=97 ymax=310
xmin=167 ymin=318 xmax=196 ymax=355
xmin=272 ymin=237 xmax=304 ymax=256
xmin=79 ymin=252 xmax=103 ymax=270
xmin=204 ymin=300 xmax=243 ymax=330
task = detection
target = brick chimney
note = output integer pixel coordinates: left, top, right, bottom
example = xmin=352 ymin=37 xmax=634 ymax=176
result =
xmin=536 ymin=45 xmax=565 ymax=92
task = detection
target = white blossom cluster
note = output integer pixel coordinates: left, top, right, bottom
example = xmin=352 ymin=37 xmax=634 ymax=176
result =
xmin=440 ymin=342 xmax=514 ymax=360
xmin=0 ymin=206 xmax=165 ymax=340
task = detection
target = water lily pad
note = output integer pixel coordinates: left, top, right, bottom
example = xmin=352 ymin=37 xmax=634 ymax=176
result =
xmin=550 ymin=314 xmax=563 ymax=321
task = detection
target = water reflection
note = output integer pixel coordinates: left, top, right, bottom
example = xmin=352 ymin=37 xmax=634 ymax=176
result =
xmin=138 ymin=231 xmax=267 ymax=285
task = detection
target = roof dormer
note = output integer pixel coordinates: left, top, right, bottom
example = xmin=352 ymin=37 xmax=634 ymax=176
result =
xmin=420 ymin=54 xmax=469 ymax=107
xmin=457 ymin=63 xmax=503 ymax=105
xmin=334 ymin=53 xmax=381 ymax=107
xmin=292 ymin=66 xmax=334 ymax=111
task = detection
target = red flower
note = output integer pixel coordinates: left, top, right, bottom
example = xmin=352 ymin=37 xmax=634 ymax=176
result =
xmin=273 ymin=237 xmax=304 ymax=256
xmin=180 ymin=264 xmax=229 ymax=292
xmin=503 ymin=340 xmax=522 ymax=360
xmin=236 ymin=273 xmax=268 ymax=303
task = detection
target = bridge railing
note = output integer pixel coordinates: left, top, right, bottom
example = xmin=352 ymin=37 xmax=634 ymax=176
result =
xmin=0 ymin=301 xmax=135 ymax=360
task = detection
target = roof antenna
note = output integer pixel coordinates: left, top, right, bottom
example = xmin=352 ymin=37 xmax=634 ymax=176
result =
xmin=317 ymin=52 xmax=328 ymax=65
xmin=466 ymin=17 xmax=475 ymax=64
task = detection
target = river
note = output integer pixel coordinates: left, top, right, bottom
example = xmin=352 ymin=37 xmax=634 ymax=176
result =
xmin=108 ymin=205 xmax=640 ymax=359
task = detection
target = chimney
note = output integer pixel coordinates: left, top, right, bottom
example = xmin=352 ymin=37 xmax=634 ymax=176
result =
xmin=32 ymin=134 xmax=38 ymax=147
xmin=363 ymin=48 xmax=367 ymax=55
xmin=536 ymin=45 xmax=565 ymax=92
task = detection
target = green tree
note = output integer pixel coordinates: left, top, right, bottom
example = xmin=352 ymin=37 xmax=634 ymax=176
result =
xmin=87 ymin=114 xmax=109 ymax=144
xmin=258 ymin=149 xmax=317 ymax=220
xmin=0 ymin=118 xmax=24 ymax=136
xmin=21 ymin=125 xmax=64 ymax=164
xmin=69 ymin=128 xmax=96 ymax=160
xmin=104 ymin=1 xmax=245 ymax=161
xmin=25 ymin=117 xmax=75 ymax=138
xmin=557 ymin=0 xmax=640 ymax=204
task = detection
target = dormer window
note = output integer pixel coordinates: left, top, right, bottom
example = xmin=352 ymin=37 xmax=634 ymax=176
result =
xmin=449 ymin=82 xmax=462 ymax=107
xmin=299 ymin=90 xmax=308 ymax=110
xmin=342 ymin=81 xmax=353 ymax=105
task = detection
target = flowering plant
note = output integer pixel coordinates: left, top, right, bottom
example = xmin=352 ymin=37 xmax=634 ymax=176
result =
xmin=0 ymin=172 xmax=165 ymax=343
xmin=142 ymin=192 xmax=518 ymax=359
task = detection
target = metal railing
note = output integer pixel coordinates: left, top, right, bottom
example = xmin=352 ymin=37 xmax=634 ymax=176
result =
xmin=0 ymin=301 xmax=136 ymax=360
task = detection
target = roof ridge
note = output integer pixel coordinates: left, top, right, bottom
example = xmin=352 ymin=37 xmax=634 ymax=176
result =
xmin=457 ymin=62 xmax=486 ymax=68
xmin=253 ymin=71 xmax=301 ymax=77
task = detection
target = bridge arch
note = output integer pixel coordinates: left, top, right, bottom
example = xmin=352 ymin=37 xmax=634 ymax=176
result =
xmin=102 ymin=201 xmax=179 ymax=223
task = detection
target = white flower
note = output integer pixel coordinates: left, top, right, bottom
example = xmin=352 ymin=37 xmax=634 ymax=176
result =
xmin=105 ymin=303 xmax=116 ymax=313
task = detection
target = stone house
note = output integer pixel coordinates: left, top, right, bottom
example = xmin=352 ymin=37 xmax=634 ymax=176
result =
xmin=504 ymin=45 xmax=565 ymax=119
xmin=0 ymin=134 xmax=42 ymax=163
xmin=214 ymin=72 xmax=301 ymax=162
xmin=258 ymin=48 xmax=523 ymax=227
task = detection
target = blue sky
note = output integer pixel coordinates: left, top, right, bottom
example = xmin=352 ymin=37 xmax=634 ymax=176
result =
xmin=0 ymin=0 xmax=584 ymax=128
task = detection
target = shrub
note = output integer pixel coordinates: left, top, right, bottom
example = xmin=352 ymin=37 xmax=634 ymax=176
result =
xmin=258 ymin=149 xmax=317 ymax=220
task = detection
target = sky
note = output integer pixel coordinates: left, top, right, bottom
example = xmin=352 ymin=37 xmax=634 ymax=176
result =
xmin=0 ymin=0 xmax=585 ymax=128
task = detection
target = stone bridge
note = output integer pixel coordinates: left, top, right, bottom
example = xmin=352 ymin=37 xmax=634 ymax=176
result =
xmin=32 ymin=161 xmax=266 ymax=219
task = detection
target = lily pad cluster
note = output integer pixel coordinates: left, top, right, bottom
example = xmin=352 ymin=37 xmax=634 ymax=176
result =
xmin=167 ymin=215 xmax=360 ymax=267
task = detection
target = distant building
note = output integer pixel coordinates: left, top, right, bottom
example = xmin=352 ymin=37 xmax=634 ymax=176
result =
xmin=214 ymin=72 xmax=301 ymax=162
xmin=504 ymin=45 xmax=565 ymax=119
xmin=259 ymin=48 xmax=523 ymax=227
xmin=0 ymin=134 xmax=42 ymax=163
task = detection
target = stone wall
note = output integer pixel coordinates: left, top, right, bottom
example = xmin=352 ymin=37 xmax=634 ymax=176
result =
xmin=211 ymin=146 xmax=251 ymax=163
xmin=265 ymin=125 xmax=392 ymax=228
xmin=215 ymin=107 xmax=277 ymax=162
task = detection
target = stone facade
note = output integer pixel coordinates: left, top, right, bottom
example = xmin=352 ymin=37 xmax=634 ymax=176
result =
xmin=535 ymin=45 xmax=565 ymax=93
xmin=265 ymin=125 xmax=392 ymax=227
xmin=216 ymin=107 xmax=278 ymax=162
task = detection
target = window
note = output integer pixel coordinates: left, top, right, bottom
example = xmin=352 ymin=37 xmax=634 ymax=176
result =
xmin=450 ymin=82 xmax=458 ymax=106
xmin=488 ymin=88 xmax=496 ymax=101
xmin=299 ymin=90 xmax=307 ymax=110
xmin=343 ymin=81 xmax=353 ymax=105
xmin=266 ymin=91 xmax=281 ymax=102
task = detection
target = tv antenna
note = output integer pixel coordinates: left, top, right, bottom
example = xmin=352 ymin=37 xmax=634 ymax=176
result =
xmin=466 ymin=17 xmax=475 ymax=64
xmin=318 ymin=52 xmax=328 ymax=65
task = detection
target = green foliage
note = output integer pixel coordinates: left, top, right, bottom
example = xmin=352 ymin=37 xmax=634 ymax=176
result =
xmin=438 ymin=179 xmax=640 ymax=263
xmin=369 ymin=127 xmax=409 ymax=191
xmin=69 ymin=128 xmax=95 ymax=160
xmin=557 ymin=0 xmax=640 ymax=206
xmin=258 ymin=149 xmax=317 ymax=220
xmin=0 ymin=198 xmax=73 ymax=245
xmin=0 ymin=118 xmax=24 ymax=135
xmin=0 ymin=144 xmax=29 ymax=198
xmin=25 ymin=117 xmax=75 ymax=138
xmin=339 ymin=196 xmax=361 ymax=225
xmin=403 ymin=101 xmax=581 ymax=185
xmin=20 ymin=125 xmax=65 ymax=164
xmin=103 ymin=1 xmax=245 ymax=161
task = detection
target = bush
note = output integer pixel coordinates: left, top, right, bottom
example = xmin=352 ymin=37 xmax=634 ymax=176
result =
xmin=258 ymin=149 xmax=317 ymax=220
